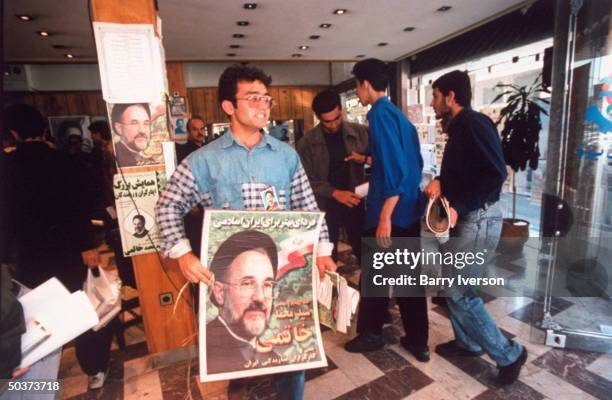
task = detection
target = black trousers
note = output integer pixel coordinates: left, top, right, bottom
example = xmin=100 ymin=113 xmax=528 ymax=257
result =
xmin=74 ymin=318 xmax=116 ymax=375
xmin=326 ymin=201 xmax=365 ymax=261
xmin=356 ymin=221 xmax=429 ymax=348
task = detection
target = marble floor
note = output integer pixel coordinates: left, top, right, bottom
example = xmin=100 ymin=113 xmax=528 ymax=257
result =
xmin=57 ymin=242 xmax=612 ymax=400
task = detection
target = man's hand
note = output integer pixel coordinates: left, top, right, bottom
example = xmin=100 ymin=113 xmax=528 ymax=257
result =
xmin=344 ymin=151 xmax=367 ymax=164
xmin=376 ymin=217 xmax=392 ymax=249
xmin=81 ymin=249 xmax=99 ymax=268
xmin=12 ymin=367 xmax=30 ymax=378
xmin=178 ymin=252 xmax=214 ymax=285
xmin=424 ymin=179 xmax=441 ymax=200
xmin=332 ymin=190 xmax=361 ymax=208
xmin=449 ymin=207 xmax=458 ymax=228
xmin=316 ymin=256 xmax=336 ymax=279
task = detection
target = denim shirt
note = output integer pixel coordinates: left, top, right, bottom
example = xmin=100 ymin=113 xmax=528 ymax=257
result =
xmin=365 ymin=97 xmax=425 ymax=230
xmin=187 ymin=130 xmax=298 ymax=210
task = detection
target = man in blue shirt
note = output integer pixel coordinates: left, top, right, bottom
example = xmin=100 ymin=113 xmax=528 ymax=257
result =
xmin=344 ymin=59 xmax=429 ymax=362
xmin=156 ymin=65 xmax=336 ymax=399
xmin=425 ymin=70 xmax=526 ymax=385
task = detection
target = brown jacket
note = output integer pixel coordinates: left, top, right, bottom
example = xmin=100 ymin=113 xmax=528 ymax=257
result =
xmin=297 ymin=121 xmax=369 ymax=210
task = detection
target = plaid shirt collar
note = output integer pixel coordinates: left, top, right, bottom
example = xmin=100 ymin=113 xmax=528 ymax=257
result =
xmin=220 ymin=128 xmax=280 ymax=152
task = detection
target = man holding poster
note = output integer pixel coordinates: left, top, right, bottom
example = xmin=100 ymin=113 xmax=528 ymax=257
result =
xmin=156 ymin=65 xmax=335 ymax=399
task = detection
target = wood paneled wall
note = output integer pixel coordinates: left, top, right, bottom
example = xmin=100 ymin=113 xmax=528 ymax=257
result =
xmin=5 ymin=85 xmax=326 ymax=131
xmin=5 ymin=91 xmax=108 ymax=117
xmin=187 ymin=86 xmax=325 ymax=131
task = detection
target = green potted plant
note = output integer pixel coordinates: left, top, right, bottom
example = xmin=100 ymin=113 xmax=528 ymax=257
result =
xmin=492 ymin=75 xmax=550 ymax=252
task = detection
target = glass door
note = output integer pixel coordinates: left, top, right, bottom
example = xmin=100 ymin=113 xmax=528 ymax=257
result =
xmin=534 ymin=0 xmax=612 ymax=353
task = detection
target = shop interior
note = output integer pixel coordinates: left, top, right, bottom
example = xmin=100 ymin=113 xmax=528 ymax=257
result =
xmin=3 ymin=0 xmax=611 ymax=399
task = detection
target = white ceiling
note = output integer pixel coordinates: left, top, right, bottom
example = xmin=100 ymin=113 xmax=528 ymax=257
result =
xmin=4 ymin=0 xmax=529 ymax=63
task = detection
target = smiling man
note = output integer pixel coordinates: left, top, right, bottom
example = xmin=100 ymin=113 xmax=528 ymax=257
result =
xmin=110 ymin=103 xmax=151 ymax=167
xmin=156 ymin=64 xmax=335 ymax=399
xmin=206 ymin=230 xmax=278 ymax=373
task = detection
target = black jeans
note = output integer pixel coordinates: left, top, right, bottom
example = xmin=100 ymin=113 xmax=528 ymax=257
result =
xmin=74 ymin=318 xmax=116 ymax=375
xmin=356 ymin=221 xmax=429 ymax=348
xmin=326 ymin=201 xmax=365 ymax=261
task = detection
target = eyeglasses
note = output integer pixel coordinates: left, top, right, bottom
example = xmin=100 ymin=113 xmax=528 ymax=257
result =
xmin=119 ymin=120 xmax=151 ymax=129
xmin=235 ymin=94 xmax=277 ymax=109
xmin=221 ymin=278 xmax=279 ymax=298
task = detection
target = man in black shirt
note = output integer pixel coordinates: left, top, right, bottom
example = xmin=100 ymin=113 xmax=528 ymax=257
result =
xmin=424 ymin=70 xmax=527 ymax=385
xmin=297 ymin=90 xmax=369 ymax=262
xmin=176 ymin=116 xmax=206 ymax=164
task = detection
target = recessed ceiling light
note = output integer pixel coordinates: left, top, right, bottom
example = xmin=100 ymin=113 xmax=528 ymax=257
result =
xmin=333 ymin=9 xmax=347 ymax=15
xmin=298 ymin=45 xmax=309 ymax=50
xmin=356 ymin=54 xmax=366 ymax=58
xmin=52 ymin=44 xmax=70 ymax=49
xmin=65 ymin=54 xmax=74 ymax=59
xmin=309 ymin=35 xmax=320 ymax=40
xmin=232 ymin=33 xmax=245 ymax=38
xmin=37 ymin=31 xmax=50 ymax=37
xmin=403 ymin=27 xmax=415 ymax=32
xmin=237 ymin=21 xmax=249 ymax=26
xmin=243 ymin=3 xmax=257 ymax=9
xmin=437 ymin=6 xmax=452 ymax=12
xmin=319 ymin=23 xmax=332 ymax=28
xmin=291 ymin=53 xmax=302 ymax=58
xmin=229 ymin=44 xmax=241 ymax=49
xmin=226 ymin=53 xmax=237 ymax=57
xmin=377 ymin=42 xmax=388 ymax=46
xmin=16 ymin=14 xmax=34 ymax=21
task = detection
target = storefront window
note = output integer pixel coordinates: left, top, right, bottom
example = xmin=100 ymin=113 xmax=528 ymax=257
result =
xmin=409 ymin=38 xmax=553 ymax=235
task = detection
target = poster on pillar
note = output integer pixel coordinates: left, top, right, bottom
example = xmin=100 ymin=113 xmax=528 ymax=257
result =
xmin=113 ymin=171 xmax=166 ymax=257
xmin=199 ymin=210 xmax=328 ymax=382
xmin=108 ymin=101 xmax=170 ymax=168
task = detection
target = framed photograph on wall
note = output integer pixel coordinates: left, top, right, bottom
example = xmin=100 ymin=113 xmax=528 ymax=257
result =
xmin=48 ymin=116 xmax=92 ymax=153
xmin=170 ymin=96 xmax=186 ymax=116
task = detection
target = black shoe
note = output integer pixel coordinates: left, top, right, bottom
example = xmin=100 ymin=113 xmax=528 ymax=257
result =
xmin=498 ymin=347 xmax=527 ymax=385
xmin=344 ymin=333 xmax=385 ymax=353
xmin=383 ymin=310 xmax=393 ymax=326
xmin=400 ymin=337 xmax=430 ymax=362
xmin=431 ymin=296 xmax=447 ymax=307
xmin=435 ymin=340 xmax=485 ymax=357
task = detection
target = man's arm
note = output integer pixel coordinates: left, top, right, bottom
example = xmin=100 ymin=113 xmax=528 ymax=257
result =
xmin=155 ymin=159 xmax=213 ymax=283
xmin=289 ymin=163 xmax=336 ymax=277
xmin=296 ymin=136 xmax=335 ymax=199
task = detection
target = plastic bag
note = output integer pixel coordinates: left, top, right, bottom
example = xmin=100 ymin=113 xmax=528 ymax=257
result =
xmin=84 ymin=267 xmax=122 ymax=331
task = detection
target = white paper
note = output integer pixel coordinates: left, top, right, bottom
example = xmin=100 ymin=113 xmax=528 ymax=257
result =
xmin=93 ymin=22 xmax=165 ymax=103
xmin=163 ymin=141 xmax=177 ymax=177
xmin=19 ymin=278 xmax=99 ymax=368
xmin=355 ymin=182 xmax=369 ymax=198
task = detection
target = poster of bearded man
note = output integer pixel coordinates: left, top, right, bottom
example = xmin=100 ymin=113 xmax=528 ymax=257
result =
xmin=199 ymin=209 xmax=328 ymax=382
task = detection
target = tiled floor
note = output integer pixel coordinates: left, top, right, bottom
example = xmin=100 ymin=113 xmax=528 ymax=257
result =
xmin=58 ymin=242 xmax=612 ymax=400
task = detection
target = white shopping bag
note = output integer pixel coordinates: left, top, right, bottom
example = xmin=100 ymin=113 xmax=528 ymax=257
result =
xmin=84 ymin=267 xmax=122 ymax=331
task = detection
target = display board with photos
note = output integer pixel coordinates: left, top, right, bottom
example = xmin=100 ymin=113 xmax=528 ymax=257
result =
xmin=107 ymin=100 xmax=170 ymax=168
xmin=113 ymin=171 xmax=166 ymax=257
xmin=199 ymin=210 xmax=328 ymax=382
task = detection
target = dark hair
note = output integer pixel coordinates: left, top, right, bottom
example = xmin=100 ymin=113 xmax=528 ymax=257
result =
xmin=218 ymin=65 xmax=272 ymax=108
xmin=3 ymin=104 xmax=46 ymax=139
xmin=312 ymin=90 xmax=341 ymax=116
xmin=210 ymin=230 xmax=278 ymax=282
xmin=88 ymin=120 xmax=111 ymax=141
xmin=352 ymin=58 xmax=390 ymax=92
xmin=110 ymin=103 xmax=151 ymax=134
xmin=132 ymin=214 xmax=145 ymax=224
xmin=186 ymin=116 xmax=205 ymax=130
xmin=432 ymin=70 xmax=472 ymax=107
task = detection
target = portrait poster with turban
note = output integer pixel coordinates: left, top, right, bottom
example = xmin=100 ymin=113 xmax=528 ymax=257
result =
xmin=199 ymin=210 xmax=328 ymax=382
